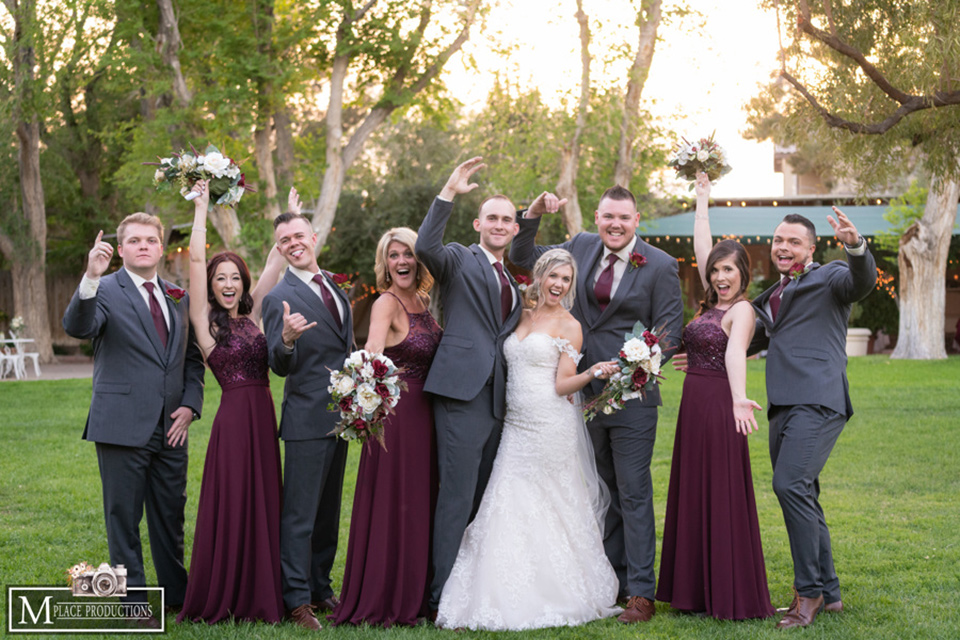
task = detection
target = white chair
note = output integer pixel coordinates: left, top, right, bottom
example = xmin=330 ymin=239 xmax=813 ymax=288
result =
xmin=9 ymin=332 xmax=40 ymax=378
xmin=0 ymin=333 xmax=24 ymax=380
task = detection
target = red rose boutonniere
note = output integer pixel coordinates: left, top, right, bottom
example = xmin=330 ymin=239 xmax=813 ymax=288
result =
xmin=788 ymin=262 xmax=811 ymax=281
xmin=515 ymin=274 xmax=532 ymax=293
xmin=331 ymin=273 xmax=352 ymax=291
xmin=165 ymin=287 xmax=186 ymax=304
xmin=629 ymin=252 xmax=647 ymax=270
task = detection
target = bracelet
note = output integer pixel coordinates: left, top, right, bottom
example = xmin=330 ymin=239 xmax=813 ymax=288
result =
xmin=694 ymin=215 xmax=709 ymax=220
xmin=192 ymin=227 xmax=207 ymax=233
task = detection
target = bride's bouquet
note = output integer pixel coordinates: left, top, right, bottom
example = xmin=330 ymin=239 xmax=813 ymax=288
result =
xmin=328 ymin=350 xmax=407 ymax=450
xmin=144 ymin=143 xmax=254 ymax=207
xmin=583 ymin=321 xmax=665 ymax=422
xmin=668 ymin=132 xmax=732 ymax=188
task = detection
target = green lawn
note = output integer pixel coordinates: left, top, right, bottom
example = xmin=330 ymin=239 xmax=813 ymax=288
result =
xmin=2 ymin=356 xmax=958 ymax=639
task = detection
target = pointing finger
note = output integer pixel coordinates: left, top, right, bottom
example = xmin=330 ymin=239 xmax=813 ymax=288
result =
xmin=95 ymin=230 xmax=103 ymax=244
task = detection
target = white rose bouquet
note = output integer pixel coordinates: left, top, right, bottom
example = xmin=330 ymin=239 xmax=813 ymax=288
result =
xmin=582 ymin=321 xmax=667 ymax=422
xmin=327 ymin=350 xmax=407 ymax=450
xmin=9 ymin=316 xmax=25 ymax=335
xmin=144 ymin=143 xmax=254 ymax=207
xmin=668 ymin=132 xmax=732 ymax=188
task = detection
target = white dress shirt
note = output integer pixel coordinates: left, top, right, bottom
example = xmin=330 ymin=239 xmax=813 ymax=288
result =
xmin=594 ymin=236 xmax=638 ymax=301
xmin=478 ymin=244 xmax=517 ymax=310
xmin=80 ymin=271 xmax=170 ymax=330
xmin=287 ymin=265 xmax=345 ymax=323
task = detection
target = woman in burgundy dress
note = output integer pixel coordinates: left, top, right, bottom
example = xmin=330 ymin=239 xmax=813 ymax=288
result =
xmin=176 ymin=181 xmax=289 ymax=623
xmin=330 ymin=227 xmax=441 ymax=627
xmin=656 ymin=172 xmax=774 ymax=620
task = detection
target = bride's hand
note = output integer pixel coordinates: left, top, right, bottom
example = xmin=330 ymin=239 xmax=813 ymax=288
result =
xmin=589 ymin=361 xmax=618 ymax=380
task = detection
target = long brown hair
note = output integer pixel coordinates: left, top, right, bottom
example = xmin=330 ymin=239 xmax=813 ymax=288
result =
xmin=698 ymin=239 xmax=750 ymax=316
xmin=206 ymin=252 xmax=253 ymax=345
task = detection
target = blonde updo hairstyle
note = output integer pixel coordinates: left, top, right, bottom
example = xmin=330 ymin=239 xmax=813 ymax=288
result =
xmin=374 ymin=227 xmax=434 ymax=298
xmin=525 ymin=248 xmax=578 ymax=310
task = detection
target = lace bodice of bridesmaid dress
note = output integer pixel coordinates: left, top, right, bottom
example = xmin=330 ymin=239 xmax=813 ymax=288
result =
xmin=683 ymin=307 xmax=728 ymax=372
xmin=206 ymin=316 xmax=269 ymax=387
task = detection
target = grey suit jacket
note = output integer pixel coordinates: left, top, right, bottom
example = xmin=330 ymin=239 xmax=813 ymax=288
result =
xmin=62 ymin=268 xmax=205 ymax=447
xmin=510 ymin=217 xmax=684 ymax=407
xmin=262 ymin=269 xmax=354 ymax=441
xmin=751 ymin=251 xmax=877 ymax=418
xmin=416 ymin=198 xmax=522 ymax=419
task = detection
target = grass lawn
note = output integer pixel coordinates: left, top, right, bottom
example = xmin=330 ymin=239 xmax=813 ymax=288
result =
xmin=1 ymin=355 xmax=958 ymax=639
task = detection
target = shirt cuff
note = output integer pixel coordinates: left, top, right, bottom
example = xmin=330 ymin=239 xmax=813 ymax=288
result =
xmin=79 ymin=275 xmax=100 ymax=300
xmin=845 ymin=235 xmax=867 ymax=256
xmin=436 ymin=195 xmax=452 ymax=203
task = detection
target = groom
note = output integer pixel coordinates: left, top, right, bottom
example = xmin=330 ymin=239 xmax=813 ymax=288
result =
xmin=751 ymin=208 xmax=876 ymax=629
xmin=510 ymin=186 xmax=684 ymax=623
xmin=416 ymin=157 xmax=528 ymax=615
xmin=63 ymin=216 xmax=205 ymax=626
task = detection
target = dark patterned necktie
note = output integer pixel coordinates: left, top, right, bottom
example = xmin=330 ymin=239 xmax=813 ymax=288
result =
xmin=313 ymin=274 xmax=342 ymax=331
xmin=594 ymin=254 xmax=618 ymax=311
xmin=493 ymin=262 xmax=512 ymax=323
xmin=142 ymin=282 xmax=168 ymax=347
xmin=769 ymin=276 xmax=790 ymax=321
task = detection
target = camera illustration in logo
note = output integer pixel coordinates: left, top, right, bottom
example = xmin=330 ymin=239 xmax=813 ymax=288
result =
xmin=68 ymin=562 xmax=128 ymax=596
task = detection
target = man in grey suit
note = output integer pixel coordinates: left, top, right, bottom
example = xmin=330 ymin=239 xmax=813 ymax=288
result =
xmin=63 ymin=215 xmax=205 ymax=625
xmin=510 ymin=186 xmax=683 ymax=623
xmin=261 ymin=212 xmax=352 ymax=631
xmin=751 ymin=209 xmax=876 ymax=629
xmin=415 ymin=157 xmax=526 ymax=614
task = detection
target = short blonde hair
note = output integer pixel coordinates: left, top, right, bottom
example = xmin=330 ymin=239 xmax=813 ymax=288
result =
xmin=525 ymin=248 xmax=578 ymax=310
xmin=117 ymin=212 xmax=164 ymax=244
xmin=374 ymin=227 xmax=434 ymax=296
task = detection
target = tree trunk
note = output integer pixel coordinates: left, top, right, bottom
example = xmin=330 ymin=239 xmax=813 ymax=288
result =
xmin=891 ymin=174 xmax=958 ymax=360
xmin=207 ymin=204 xmax=249 ymax=260
xmin=612 ymin=0 xmax=661 ymax=189
xmin=254 ymin=124 xmax=281 ymax=220
xmin=2 ymin=0 xmax=54 ymax=363
xmin=156 ymin=0 xmax=191 ymax=108
xmin=555 ymin=0 xmax=590 ymax=236
xmin=274 ymin=107 xmax=295 ymax=192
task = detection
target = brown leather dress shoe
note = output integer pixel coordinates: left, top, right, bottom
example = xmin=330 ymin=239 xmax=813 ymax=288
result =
xmin=776 ymin=590 xmax=823 ymax=629
xmin=289 ymin=604 xmax=322 ymax=630
xmin=617 ymin=596 xmax=655 ymax=623
xmin=310 ymin=596 xmax=340 ymax=613
xmin=824 ymin=600 xmax=844 ymax=613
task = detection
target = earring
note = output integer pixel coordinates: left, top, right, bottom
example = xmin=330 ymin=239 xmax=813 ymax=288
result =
xmin=386 ymin=273 xmax=392 ymax=282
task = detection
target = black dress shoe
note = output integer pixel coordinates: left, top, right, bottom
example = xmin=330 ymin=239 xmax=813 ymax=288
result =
xmin=311 ymin=595 xmax=339 ymax=613
xmin=129 ymin=615 xmax=162 ymax=629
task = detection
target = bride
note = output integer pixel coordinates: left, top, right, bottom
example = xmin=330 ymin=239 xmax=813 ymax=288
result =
xmin=437 ymin=248 xmax=621 ymax=631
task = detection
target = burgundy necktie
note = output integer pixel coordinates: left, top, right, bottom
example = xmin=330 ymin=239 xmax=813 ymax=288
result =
xmin=594 ymin=254 xmax=618 ymax=311
xmin=769 ymin=276 xmax=790 ymax=321
xmin=313 ymin=274 xmax=343 ymax=331
xmin=142 ymin=282 xmax=168 ymax=348
xmin=493 ymin=262 xmax=512 ymax=324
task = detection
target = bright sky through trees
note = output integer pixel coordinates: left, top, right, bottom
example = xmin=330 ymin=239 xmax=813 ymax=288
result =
xmin=445 ymin=0 xmax=783 ymax=197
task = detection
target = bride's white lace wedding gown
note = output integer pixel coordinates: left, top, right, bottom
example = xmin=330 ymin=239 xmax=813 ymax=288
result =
xmin=436 ymin=332 xmax=620 ymax=631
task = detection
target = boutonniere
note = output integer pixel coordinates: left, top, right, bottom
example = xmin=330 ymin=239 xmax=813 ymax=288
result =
xmin=165 ymin=287 xmax=186 ymax=303
xmin=629 ymin=252 xmax=647 ymax=270
xmin=515 ymin=275 xmax=532 ymax=293
xmin=788 ymin=262 xmax=811 ymax=281
xmin=330 ymin=273 xmax=352 ymax=291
